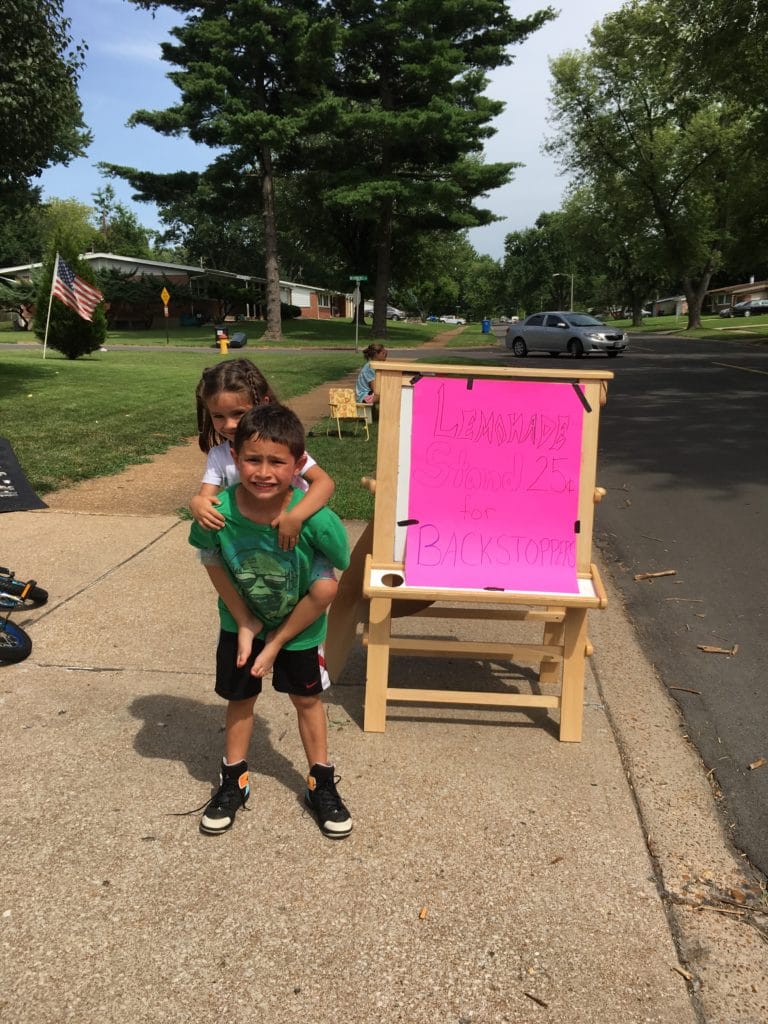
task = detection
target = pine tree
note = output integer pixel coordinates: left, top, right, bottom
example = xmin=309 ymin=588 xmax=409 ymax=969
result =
xmin=322 ymin=0 xmax=554 ymax=336
xmin=116 ymin=0 xmax=339 ymax=342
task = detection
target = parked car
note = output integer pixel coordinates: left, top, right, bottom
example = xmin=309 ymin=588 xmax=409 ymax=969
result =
xmin=720 ymin=301 xmax=751 ymax=318
xmin=363 ymin=304 xmax=407 ymax=320
xmin=439 ymin=315 xmax=467 ymax=325
xmin=505 ymin=311 xmax=629 ymax=358
xmin=731 ymin=299 xmax=768 ymax=317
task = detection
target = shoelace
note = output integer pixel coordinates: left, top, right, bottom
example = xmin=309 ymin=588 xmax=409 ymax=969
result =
xmin=311 ymin=776 xmax=347 ymax=818
xmin=168 ymin=777 xmax=248 ymax=817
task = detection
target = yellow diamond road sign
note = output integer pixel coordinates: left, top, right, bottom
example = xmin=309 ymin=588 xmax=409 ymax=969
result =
xmin=160 ymin=287 xmax=170 ymax=305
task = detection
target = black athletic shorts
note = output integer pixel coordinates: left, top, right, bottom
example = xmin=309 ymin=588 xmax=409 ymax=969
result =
xmin=215 ymin=630 xmax=330 ymax=702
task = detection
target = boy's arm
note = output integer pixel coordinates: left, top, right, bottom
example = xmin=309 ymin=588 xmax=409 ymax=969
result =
xmin=190 ymin=483 xmax=225 ymax=529
xmin=203 ymin=564 xmax=264 ymax=669
xmin=272 ymin=464 xmax=335 ymax=550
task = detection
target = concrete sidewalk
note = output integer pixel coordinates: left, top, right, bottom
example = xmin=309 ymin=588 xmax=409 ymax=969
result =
xmin=2 ymin=506 xmax=765 ymax=1024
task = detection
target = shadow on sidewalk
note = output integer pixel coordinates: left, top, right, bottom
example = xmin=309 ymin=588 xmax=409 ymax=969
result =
xmin=331 ymin=643 xmax=560 ymax=739
xmin=128 ymin=693 xmax=306 ymax=794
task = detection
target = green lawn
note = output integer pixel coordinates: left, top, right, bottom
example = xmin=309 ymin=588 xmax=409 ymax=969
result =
xmin=0 ymin=348 xmax=360 ymax=496
xmin=304 ymin=424 xmax=378 ymax=521
xmin=441 ymin=322 xmax=502 ymax=347
xmin=0 ymin=315 xmax=448 ymax=350
xmin=0 ymin=333 xmax=497 ymax=519
xmin=608 ymin=314 xmax=768 ymax=341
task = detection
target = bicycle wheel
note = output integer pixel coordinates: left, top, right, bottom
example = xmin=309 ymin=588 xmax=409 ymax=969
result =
xmin=0 ymin=620 xmax=32 ymax=664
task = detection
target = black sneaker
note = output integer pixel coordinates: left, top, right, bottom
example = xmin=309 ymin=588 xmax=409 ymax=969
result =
xmin=200 ymin=760 xmax=249 ymax=834
xmin=305 ymin=764 xmax=352 ymax=839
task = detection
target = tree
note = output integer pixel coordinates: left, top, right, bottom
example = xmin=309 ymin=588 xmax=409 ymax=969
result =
xmin=33 ymin=237 xmax=106 ymax=358
xmin=669 ymin=1 xmax=768 ymax=111
xmin=323 ymin=0 xmax=554 ymax=337
xmin=0 ymin=1 xmax=90 ymax=189
xmin=38 ymin=197 xmax=95 ymax=255
xmin=547 ymin=0 xmax=760 ymax=328
xmin=392 ymin=231 xmax=505 ymax=321
xmin=502 ymin=212 xmax=577 ymax=316
xmin=91 ymin=185 xmax=152 ymax=258
xmin=111 ymin=0 xmax=339 ymax=342
xmin=0 ymin=183 xmax=46 ymax=266
xmin=556 ymin=185 xmax=666 ymax=324
xmin=0 ymin=195 xmax=95 ymax=268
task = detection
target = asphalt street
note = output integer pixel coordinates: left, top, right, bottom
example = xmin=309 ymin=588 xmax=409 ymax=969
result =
xmin=499 ymin=331 xmax=768 ymax=877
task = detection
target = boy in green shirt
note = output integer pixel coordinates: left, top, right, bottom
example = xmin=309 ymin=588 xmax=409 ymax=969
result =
xmin=189 ymin=404 xmax=352 ymax=838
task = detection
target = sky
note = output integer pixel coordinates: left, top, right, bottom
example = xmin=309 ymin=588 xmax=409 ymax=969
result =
xmin=38 ymin=0 xmax=624 ymax=262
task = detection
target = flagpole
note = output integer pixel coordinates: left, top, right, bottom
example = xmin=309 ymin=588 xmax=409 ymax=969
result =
xmin=42 ymin=252 xmax=59 ymax=360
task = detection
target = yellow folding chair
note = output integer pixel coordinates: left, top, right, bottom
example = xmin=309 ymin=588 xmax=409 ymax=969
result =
xmin=327 ymin=388 xmax=372 ymax=441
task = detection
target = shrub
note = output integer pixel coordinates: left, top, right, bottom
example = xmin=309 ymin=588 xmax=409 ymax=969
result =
xmin=33 ymin=237 xmax=107 ymax=358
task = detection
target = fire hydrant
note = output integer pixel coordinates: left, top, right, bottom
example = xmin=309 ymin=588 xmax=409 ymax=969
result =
xmin=217 ymin=329 xmax=229 ymax=355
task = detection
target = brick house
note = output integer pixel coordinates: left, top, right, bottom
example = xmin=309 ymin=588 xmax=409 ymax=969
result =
xmin=0 ymin=253 xmax=352 ymax=328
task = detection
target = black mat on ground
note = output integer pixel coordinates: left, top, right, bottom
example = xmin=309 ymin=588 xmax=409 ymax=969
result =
xmin=0 ymin=438 xmax=48 ymax=512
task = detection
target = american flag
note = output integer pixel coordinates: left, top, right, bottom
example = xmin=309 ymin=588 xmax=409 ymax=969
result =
xmin=52 ymin=255 xmax=103 ymax=322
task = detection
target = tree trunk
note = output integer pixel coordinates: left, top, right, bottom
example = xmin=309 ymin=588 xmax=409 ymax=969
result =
xmin=683 ymin=269 xmax=714 ymax=330
xmin=371 ymin=199 xmax=393 ymax=340
xmin=260 ymin=144 xmax=282 ymax=343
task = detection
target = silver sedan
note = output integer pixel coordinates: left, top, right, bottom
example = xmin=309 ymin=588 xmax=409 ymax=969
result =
xmin=505 ymin=312 xmax=629 ymax=358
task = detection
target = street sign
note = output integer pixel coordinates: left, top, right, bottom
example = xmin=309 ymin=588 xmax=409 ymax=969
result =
xmin=160 ymin=287 xmax=170 ymax=305
xmin=352 ymin=286 xmax=361 ymax=305
xmin=349 ymin=275 xmax=368 ymax=282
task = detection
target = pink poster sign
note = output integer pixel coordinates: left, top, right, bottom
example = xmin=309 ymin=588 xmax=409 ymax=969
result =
xmin=404 ymin=377 xmax=585 ymax=593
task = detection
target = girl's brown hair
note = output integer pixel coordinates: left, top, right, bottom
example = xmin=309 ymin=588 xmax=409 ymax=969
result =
xmin=362 ymin=343 xmax=386 ymax=361
xmin=195 ymin=358 xmax=280 ymax=452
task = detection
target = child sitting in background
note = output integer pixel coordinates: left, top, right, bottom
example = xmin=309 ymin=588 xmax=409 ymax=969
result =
xmin=355 ymin=343 xmax=387 ymax=404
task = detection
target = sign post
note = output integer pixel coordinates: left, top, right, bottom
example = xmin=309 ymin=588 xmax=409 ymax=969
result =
xmin=349 ymin=275 xmax=367 ymax=354
xmin=160 ymin=287 xmax=170 ymax=345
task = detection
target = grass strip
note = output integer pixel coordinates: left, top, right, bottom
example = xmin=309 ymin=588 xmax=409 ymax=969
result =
xmin=0 ymin=348 xmax=359 ymax=495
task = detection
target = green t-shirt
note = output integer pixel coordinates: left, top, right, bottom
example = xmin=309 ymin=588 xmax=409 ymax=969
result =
xmin=189 ymin=485 xmax=350 ymax=649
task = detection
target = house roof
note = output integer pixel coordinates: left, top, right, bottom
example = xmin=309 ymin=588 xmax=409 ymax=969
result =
xmin=0 ymin=252 xmax=347 ymax=296
xmin=706 ymin=280 xmax=768 ymax=296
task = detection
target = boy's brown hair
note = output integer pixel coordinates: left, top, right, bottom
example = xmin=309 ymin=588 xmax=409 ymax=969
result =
xmin=233 ymin=404 xmax=305 ymax=460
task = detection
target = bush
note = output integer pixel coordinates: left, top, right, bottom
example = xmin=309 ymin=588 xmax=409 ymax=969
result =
xmin=281 ymin=302 xmax=301 ymax=319
xmin=33 ymin=239 xmax=107 ymax=359
xmin=41 ymin=302 xmax=108 ymax=358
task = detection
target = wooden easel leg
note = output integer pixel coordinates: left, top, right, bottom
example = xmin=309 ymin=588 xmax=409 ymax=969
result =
xmin=325 ymin=521 xmax=373 ymax=681
xmin=559 ymin=607 xmax=588 ymax=742
xmin=364 ymin=596 xmax=392 ymax=732
xmin=539 ymin=610 xmax=564 ymax=684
